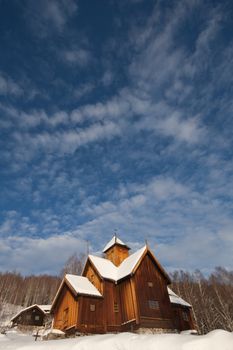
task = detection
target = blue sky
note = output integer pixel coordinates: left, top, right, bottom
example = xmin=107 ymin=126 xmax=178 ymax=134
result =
xmin=0 ymin=0 xmax=233 ymax=275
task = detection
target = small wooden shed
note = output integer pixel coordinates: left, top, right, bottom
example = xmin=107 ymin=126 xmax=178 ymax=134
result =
xmin=11 ymin=304 xmax=51 ymax=327
xmin=168 ymin=288 xmax=195 ymax=331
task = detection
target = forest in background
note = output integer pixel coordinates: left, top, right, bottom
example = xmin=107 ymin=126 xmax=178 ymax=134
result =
xmin=0 ymin=254 xmax=232 ymax=334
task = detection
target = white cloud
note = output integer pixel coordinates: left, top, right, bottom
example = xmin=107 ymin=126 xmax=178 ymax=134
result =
xmin=12 ymin=121 xmax=122 ymax=156
xmin=148 ymin=177 xmax=189 ymax=200
xmin=0 ymin=73 xmax=23 ymax=97
xmin=63 ymin=49 xmax=92 ymax=67
xmin=25 ymin=0 xmax=78 ymax=35
xmin=102 ymin=70 xmax=114 ymax=86
xmin=156 ymin=113 xmax=205 ymax=144
xmin=73 ymin=83 xmax=95 ymax=99
xmin=0 ymin=234 xmax=86 ymax=275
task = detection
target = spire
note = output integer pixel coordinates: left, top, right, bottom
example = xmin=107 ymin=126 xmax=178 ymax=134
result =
xmin=102 ymin=235 xmax=130 ymax=266
xmin=102 ymin=235 xmax=129 ymax=253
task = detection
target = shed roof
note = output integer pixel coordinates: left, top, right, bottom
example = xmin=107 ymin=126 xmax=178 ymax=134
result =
xmin=102 ymin=236 xmax=130 ymax=253
xmin=167 ymin=287 xmax=191 ymax=308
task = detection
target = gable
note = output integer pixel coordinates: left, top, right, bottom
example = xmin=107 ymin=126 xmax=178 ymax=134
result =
xmin=135 ymin=249 xmax=171 ymax=284
xmin=51 ymin=274 xmax=101 ymax=312
xmin=135 ymin=253 xmax=168 ymax=285
xmin=84 ymin=260 xmax=103 ymax=294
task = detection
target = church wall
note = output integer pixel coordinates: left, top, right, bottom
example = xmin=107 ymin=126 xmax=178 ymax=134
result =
xmin=103 ymin=280 xmax=122 ymax=331
xmin=118 ymin=278 xmax=137 ymax=325
xmin=133 ymin=253 xmax=174 ymax=329
xmin=77 ymin=295 xmax=105 ymax=333
xmin=53 ymin=284 xmax=78 ymax=331
xmin=84 ymin=262 xmax=103 ymax=294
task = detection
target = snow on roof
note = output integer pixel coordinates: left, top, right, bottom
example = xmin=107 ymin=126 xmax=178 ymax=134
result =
xmin=88 ymin=255 xmax=118 ymax=280
xmin=117 ymin=246 xmax=147 ymax=280
xmin=167 ymin=287 xmax=191 ymax=308
xmin=89 ymin=245 xmax=147 ymax=281
xmin=102 ymin=236 xmax=129 ymax=253
xmin=11 ymin=304 xmax=51 ymax=321
xmin=38 ymin=305 xmax=51 ymax=313
xmin=65 ymin=274 xmax=102 ymax=297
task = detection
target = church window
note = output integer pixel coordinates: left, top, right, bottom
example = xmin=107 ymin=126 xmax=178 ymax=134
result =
xmin=148 ymin=282 xmax=153 ymax=287
xmin=114 ymin=302 xmax=119 ymax=312
xmin=90 ymin=304 xmax=96 ymax=312
xmin=148 ymin=300 xmax=159 ymax=310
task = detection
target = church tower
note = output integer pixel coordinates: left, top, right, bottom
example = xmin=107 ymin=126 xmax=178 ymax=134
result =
xmin=103 ymin=235 xmax=130 ymax=266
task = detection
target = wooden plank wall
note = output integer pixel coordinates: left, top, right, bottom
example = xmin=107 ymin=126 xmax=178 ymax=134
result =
xmin=103 ymin=281 xmax=122 ymax=330
xmin=105 ymin=245 xmax=129 ymax=266
xmin=77 ymin=296 xmax=105 ymax=333
xmin=134 ymin=253 xmax=174 ymax=329
xmin=53 ymin=285 xmax=78 ymax=330
xmin=85 ymin=263 xmax=103 ymax=294
xmin=118 ymin=279 xmax=136 ymax=324
xmin=13 ymin=308 xmax=44 ymax=326
xmin=171 ymin=305 xmax=195 ymax=331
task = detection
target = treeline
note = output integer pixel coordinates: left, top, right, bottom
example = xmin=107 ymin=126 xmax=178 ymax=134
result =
xmin=171 ymin=267 xmax=233 ymax=334
xmin=0 ymin=253 xmax=83 ymax=310
xmin=0 ymin=272 xmax=61 ymax=307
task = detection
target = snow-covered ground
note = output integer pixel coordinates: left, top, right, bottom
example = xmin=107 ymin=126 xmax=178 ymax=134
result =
xmin=0 ymin=329 xmax=232 ymax=350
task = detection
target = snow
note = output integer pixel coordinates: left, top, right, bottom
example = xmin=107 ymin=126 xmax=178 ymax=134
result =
xmin=38 ymin=306 xmax=51 ymax=314
xmin=88 ymin=255 xmax=118 ymax=281
xmin=0 ymin=329 xmax=233 ymax=350
xmin=167 ymin=288 xmax=191 ymax=308
xmin=102 ymin=236 xmax=128 ymax=253
xmin=65 ymin=274 xmax=102 ymax=297
xmin=117 ymin=246 xmax=146 ymax=280
xmin=89 ymin=246 xmax=147 ymax=282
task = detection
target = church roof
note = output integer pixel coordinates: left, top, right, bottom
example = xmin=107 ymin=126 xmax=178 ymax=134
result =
xmin=88 ymin=244 xmax=171 ymax=283
xmin=102 ymin=235 xmax=130 ymax=253
xmin=51 ymin=274 xmax=102 ymax=311
xmin=65 ymin=274 xmax=102 ymax=297
xmin=89 ymin=245 xmax=147 ymax=281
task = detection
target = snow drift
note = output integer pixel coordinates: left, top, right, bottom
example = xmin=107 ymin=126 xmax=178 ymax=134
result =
xmin=0 ymin=329 xmax=233 ymax=350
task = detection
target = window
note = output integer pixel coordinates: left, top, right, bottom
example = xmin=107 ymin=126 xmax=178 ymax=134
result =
xmin=35 ymin=315 xmax=40 ymax=321
xmin=148 ymin=300 xmax=159 ymax=310
xmin=182 ymin=311 xmax=189 ymax=322
xmin=148 ymin=282 xmax=153 ymax=287
xmin=26 ymin=314 xmax=31 ymax=320
xmin=90 ymin=304 xmax=95 ymax=312
xmin=114 ymin=302 xmax=119 ymax=313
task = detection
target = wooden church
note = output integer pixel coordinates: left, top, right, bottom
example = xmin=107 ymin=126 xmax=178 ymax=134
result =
xmin=51 ymin=236 xmax=195 ymax=333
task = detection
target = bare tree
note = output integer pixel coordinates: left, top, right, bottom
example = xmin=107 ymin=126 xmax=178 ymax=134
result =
xmin=60 ymin=253 xmax=86 ymax=277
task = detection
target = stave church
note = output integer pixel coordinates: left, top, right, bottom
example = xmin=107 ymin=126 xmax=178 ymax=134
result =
xmin=51 ymin=236 xmax=195 ymax=333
